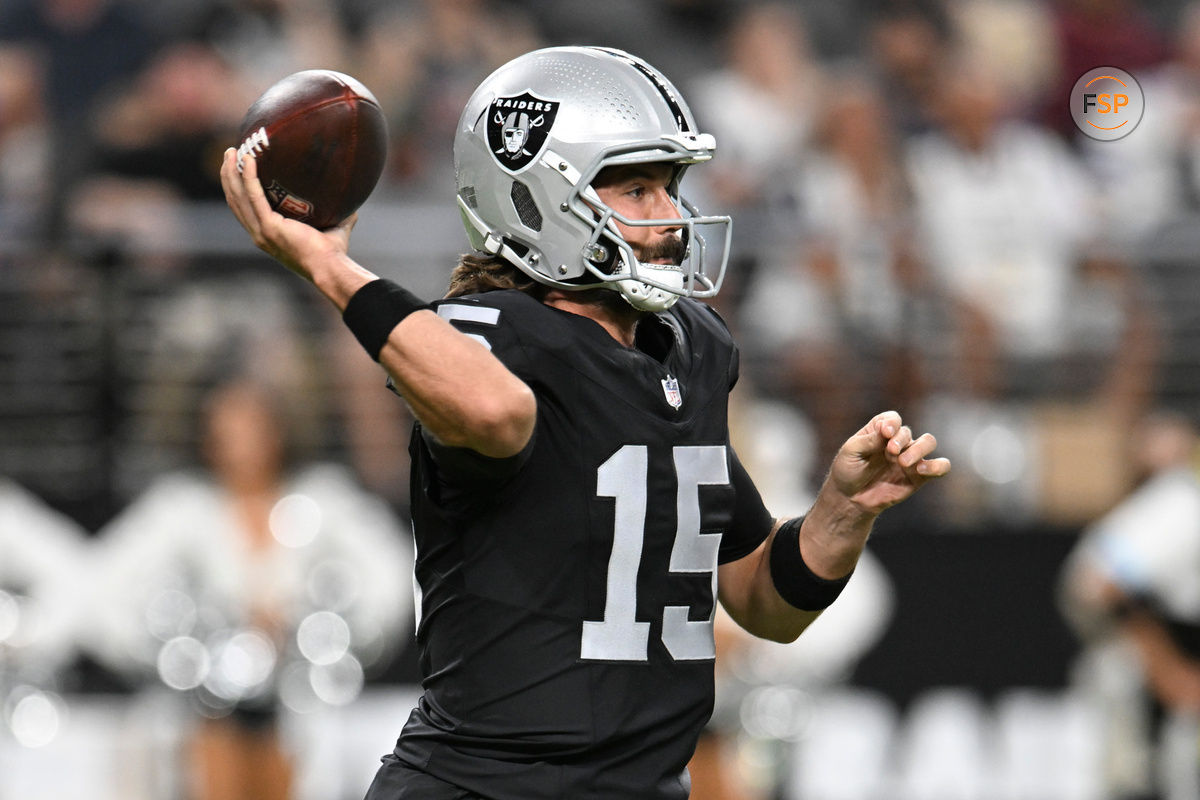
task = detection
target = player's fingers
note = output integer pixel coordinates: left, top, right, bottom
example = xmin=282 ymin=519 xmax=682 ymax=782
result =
xmin=898 ymin=432 xmax=939 ymax=469
xmin=841 ymin=412 xmax=900 ymax=465
xmin=848 ymin=410 xmax=901 ymax=453
xmin=874 ymin=410 xmax=903 ymax=439
xmin=236 ymin=151 xmax=294 ymax=253
xmin=221 ymin=148 xmax=258 ymax=230
xmin=887 ymin=425 xmax=914 ymax=457
xmin=915 ymin=456 xmax=952 ymax=478
xmin=238 ymin=150 xmax=274 ymax=220
xmin=220 ymin=147 xmax=243 ymax=206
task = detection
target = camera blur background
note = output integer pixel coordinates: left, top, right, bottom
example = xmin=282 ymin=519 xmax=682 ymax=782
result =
xmin=2 ymin=0 xmax=1199 ymax=798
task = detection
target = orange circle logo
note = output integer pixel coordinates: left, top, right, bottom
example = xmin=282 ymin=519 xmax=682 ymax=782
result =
xmin=1070 ymin=67 xmax=1144 ymax=141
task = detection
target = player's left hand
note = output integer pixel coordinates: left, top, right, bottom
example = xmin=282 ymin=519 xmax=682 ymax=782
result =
xmin=829 ymin=410 xmax=951 ymax=516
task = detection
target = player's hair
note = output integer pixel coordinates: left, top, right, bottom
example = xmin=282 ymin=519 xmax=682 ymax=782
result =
xmin=446 ymin=251 xmax=547 ymax=299
xmin=445 ymin=252 xmax=636 ymax=325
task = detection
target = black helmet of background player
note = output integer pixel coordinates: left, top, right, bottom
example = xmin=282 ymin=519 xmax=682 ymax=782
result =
xmin=453 ymin=46 xmax=732 ymax=312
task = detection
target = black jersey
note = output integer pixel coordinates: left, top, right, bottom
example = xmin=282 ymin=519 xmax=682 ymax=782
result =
xmin=393 ymin=290 xmax=773 ymax=799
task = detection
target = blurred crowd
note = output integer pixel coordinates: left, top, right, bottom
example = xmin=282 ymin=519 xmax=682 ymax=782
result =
xmin=5 ymin=0 xmax=1200 ymax=521
xmin=4 ymin=0 xmax=1200 ymax=798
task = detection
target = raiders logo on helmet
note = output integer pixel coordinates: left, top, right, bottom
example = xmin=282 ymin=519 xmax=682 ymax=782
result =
xmin=486 ymin=91 xmax=560 ymax=173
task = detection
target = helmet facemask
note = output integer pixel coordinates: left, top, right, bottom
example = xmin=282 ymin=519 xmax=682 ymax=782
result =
xmin=532 ymin=139 xmax=731 ymax=312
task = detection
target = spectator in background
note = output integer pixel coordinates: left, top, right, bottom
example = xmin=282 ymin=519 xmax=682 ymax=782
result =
xmin=0 ymin=0 xmax=160 ymax=241
xmin=85 ymin=373 xmax=414 ymax=800
xmin=517 ymin=0 xmax=730 ymax=81
xmin=1081 ymin=0 xmax=1200 ymax=244
xmin=904 ymin=51 xmax=1098 ymax=398
xmin=0 ymin=477 xmax=90 ymax=692
xmin=688 ymin=2 xmax=821 ymax=214
xmin=0 ymin=477 xmax=90 ymax=781
xmin=357 ymin=0 xmax=539 ymax=195
xmin=1059 ymin=409 xmax=1200 ymax=800
xmin=864 ymin=0 xmax=955 ymax=137
xmin=67 ymin=40 xmax=251 ymax=262
xmin=738 ymin=70 xmax=961 ymax=466
xmin=900 ymin=49 xmax=1162 ymax=525
xmin=0 ymin=46 xmax=50 ymax=242
xmin=88 ymin=41 xmax=248 ymax=202
xmin=948 ymin=0 xmax=1058 ymax=113
xmin=1057 ymin=252 xmax=1160 ymax=424
xmin=685 ymin=1 xmax=826 ymax=320
xmin=196 ymin=0 xmax=352 ymax=94
xmin=325 ymin=320 xmax=417 ymax=511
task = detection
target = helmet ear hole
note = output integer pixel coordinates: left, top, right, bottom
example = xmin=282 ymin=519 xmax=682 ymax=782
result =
xmin=510 ymin=181 xmax=543 ymax=231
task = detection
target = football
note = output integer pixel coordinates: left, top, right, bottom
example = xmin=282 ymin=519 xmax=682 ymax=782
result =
xmin=236 ymin=69 xmax=388 ymax=229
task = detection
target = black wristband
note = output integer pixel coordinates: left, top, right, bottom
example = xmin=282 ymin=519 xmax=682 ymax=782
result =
xmin=769 ymin=516 xmax=853 ymax=611
xmin=342 ymin=279 xmax=427 ymax=361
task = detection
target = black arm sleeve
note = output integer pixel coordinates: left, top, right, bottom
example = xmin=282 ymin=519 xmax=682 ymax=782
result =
xmin=718 ymin=446 xmax=775 ymax=564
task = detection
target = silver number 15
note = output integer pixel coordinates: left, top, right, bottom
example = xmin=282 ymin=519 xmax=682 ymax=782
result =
xmin=581 ymin=444 xmax=728 ymax=662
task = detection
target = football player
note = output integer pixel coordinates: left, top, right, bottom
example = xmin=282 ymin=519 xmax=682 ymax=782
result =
xmin=221 ymin=46 xmax=950 ymax=800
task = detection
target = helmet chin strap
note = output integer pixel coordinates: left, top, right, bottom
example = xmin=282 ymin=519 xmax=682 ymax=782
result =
xmin=612 ymin=260 xmax=684 ymax=312
xmin=616 ymin=283 xmax=678 ymax=312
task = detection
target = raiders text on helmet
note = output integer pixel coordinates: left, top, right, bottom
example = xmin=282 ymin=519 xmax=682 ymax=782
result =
xmin=453 ymin=46 xmax=732 ymax=312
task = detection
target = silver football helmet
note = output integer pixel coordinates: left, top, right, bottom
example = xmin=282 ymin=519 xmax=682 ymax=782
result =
xmin=453 ymin=46 xmax=731 ymax=312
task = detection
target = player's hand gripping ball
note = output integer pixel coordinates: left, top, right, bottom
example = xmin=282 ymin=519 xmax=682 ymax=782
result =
xmin=236 ymin=69 xmax=388 ymax=229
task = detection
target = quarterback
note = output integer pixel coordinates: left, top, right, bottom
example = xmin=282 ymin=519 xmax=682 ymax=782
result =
xmin=221 ymin=46 xmax=949 ymax=800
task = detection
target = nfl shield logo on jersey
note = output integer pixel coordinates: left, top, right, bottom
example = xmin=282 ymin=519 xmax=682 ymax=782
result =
xmin=661 ymin=376 xmax=683 ymax=410
xmin=486 ymin=91 xmax=560 ymax=173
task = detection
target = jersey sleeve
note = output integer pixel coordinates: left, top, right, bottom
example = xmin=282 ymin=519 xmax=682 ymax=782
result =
xmin=412 ymin=291 xmax=542 ymax=487
xmin=718 ymin=445 xmax=774 ymax=564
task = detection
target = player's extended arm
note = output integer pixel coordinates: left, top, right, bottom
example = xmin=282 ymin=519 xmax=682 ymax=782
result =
xmin=719 ymin=411 xmax=950 ymax=643
xmin=220 ymin=148 xmax=536 ymax=458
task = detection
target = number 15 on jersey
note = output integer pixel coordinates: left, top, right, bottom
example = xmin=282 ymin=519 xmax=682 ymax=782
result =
xmin=582 ymin=444 xmax=728 ymax=663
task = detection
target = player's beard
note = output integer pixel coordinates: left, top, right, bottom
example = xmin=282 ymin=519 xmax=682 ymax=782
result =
xmin=637 ymin=233 xmax=687 ymax=267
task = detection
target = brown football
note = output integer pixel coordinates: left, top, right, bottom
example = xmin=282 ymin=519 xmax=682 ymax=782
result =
xmin=236 ymin=70 xmax=387 ymax=229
